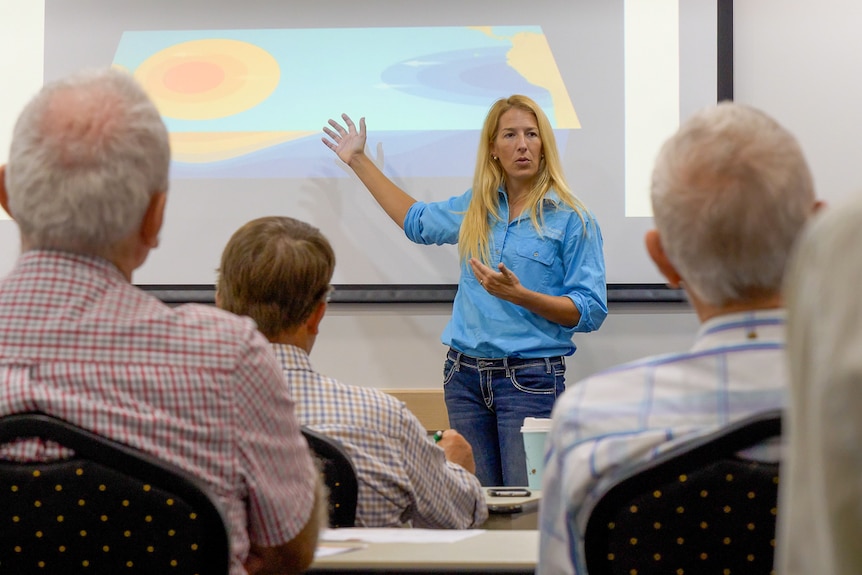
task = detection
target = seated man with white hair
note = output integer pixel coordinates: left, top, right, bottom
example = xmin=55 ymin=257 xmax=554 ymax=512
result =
xmin=0 ymin=68 xmax=324 ymax=575
xmin=536 ymin=102 xmax=822 ymax=575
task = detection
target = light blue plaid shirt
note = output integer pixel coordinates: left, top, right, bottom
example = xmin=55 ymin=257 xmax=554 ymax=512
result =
xmin=537 ymin=309 xmax=788 ymax=575
xmin=273 ymin=343 xmax=488 ymax=529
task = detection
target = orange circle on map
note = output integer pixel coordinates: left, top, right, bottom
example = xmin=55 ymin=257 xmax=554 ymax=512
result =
xmin=135 ymin=38 xmax=280 ymax=120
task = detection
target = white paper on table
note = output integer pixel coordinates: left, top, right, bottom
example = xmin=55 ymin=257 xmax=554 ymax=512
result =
xmin=314 ymin=544 xmax=367 ymax=558
xmin=320 ymin=528 xmax=486 ymax=544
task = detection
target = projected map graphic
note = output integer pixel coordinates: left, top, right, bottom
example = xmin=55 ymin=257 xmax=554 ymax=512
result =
xmin=111 ymin=26 xmax=580 ymax=179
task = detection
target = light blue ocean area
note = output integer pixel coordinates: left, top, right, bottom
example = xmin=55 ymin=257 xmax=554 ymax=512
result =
xmin=112 ymin=26 xmax=557 ymax=133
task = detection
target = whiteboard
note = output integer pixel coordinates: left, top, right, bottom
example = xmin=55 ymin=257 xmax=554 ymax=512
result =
xmin=0 ymin=0 xmax=729 ymax=302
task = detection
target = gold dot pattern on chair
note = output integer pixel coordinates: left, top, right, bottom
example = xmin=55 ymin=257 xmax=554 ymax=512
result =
xmin=0 ymin=458 xmax=215 ymax=574
xmin=595 ymin=459 xmax=780 ymax=575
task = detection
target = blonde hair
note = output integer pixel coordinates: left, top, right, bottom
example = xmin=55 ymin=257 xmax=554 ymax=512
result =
xmin=458 ymin=95 xmax=590 ymax=264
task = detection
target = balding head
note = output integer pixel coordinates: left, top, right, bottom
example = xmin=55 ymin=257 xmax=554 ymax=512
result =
xmin=4 ymin=68 xmax=170 ymax=259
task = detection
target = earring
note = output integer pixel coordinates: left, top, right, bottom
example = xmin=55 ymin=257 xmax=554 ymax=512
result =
xmin=492 ymin=155 xmax=498 ymax=161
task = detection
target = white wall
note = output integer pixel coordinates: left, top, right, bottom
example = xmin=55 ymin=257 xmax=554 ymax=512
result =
xmin=734 ymin=0 xmax=862 ymax=209
xmin=313 ymin=302 xmax=699 ymax=389
xmin=2 ymin=0 xmax=856 ymax=390
xmin=0 ymin=1 xmax=42 ymax=165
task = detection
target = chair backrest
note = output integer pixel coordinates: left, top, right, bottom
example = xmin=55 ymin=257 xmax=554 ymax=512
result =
xmin=301 ymin=426 xmax=358 ymax=528
xmin=584 ymin=409 xmax=783 ymax=575
xmin=383 ymin=389 xmax=449 ymax=432
xmin=0 ymin=412 xmax=230 ymax=575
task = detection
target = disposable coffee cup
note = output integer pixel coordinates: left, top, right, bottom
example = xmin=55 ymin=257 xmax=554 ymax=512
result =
xmin=521 ymin=417 xmax=552 ymax=490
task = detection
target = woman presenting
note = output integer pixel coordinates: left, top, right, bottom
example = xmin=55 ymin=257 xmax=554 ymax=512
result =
xmin=322 ymin=95 xmax=607 ymax=486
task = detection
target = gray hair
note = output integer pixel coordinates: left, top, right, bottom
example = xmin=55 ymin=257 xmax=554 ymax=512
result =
xmin=5 ymin=68 xmax=170 ymax=257
xmin=650 ymin=102 xmax=815 ymax=307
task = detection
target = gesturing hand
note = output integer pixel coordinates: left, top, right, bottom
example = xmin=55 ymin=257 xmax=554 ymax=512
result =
xmin=469 ymin=258 xmax=523 ymax=303
xmin=321 ymin=113 xmax=367 ymax=166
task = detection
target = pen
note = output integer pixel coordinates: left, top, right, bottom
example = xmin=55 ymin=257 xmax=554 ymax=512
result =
xmin=433 ymin=430 xmax=444 ymax=443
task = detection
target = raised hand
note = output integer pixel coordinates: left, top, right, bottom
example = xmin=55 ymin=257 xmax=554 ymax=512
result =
xmin=320 ymin=112 xmax=415 ymax=229
xmin=322 ymin=113 xmax=367 ymax=166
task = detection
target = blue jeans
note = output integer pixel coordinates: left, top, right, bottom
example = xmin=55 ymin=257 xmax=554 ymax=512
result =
xmin=442 ymin=348 xmax=566 ymax=487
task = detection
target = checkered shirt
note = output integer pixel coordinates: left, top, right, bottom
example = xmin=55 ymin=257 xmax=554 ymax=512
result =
xmin=0 ymin=251 xmax=317 ymax=575
xmin=273 ymin=343 xmax=488 ymax=528
xmin=537 ymin=309 xmax=788 ymax=575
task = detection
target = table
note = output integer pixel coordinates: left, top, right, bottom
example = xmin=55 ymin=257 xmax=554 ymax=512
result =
xmin=482 ymin=488 xmax=541 ymax=530
xmin=309 ymin=529 xmax=538 ymax=574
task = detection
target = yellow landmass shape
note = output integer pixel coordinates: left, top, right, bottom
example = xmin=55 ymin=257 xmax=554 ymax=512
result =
xmin=468 ymin=27 xmax=580 ymax=129
xmin=170 ymin=131 xmax=315 ymax=163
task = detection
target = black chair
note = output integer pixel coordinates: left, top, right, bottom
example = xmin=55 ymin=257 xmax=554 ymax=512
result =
xmin=0 ymin=412 xmax=230 ymax=574
xmin=301 ymin=426 xmax=358 ymax=528
xmin=584 ymin=409 xmax=783 ymax=575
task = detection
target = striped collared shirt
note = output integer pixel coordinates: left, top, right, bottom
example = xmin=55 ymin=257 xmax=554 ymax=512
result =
xmin=273 ymin=343 xmax=488 ymax=528
xmin=0 ymin=251 xmax=317 ymax=575
xmin=537 ymin=309 xmax=788 ymax=575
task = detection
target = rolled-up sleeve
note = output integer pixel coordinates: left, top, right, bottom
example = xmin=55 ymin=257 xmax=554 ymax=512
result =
xmin=399 ymin=407 xmax=488 ymax=529
xmin=403 ymin=191 xmax=472 ymax=246
xmin=563 ymin=213 xmax=608 ymax=333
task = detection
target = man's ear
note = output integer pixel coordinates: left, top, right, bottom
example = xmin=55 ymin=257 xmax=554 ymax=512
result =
xmin=812 ymin=199 xmax=826 ymax=215
xmin=645 ymin=229 xmax=682 ymax=288
xmin=306 ymin=300 xmax=327 ymax=336
xmin=0 ymin=165 xmax=13 ymax=220
xmin=141 ymin=191 xmax=167 ymax=248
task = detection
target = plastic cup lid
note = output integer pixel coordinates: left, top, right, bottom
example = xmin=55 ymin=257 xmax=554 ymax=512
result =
xmin=521 ymin=417 xmax=552 ymax=431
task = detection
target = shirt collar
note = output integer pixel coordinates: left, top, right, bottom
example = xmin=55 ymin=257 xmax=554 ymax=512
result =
xmin=497 ymin=186 xmax=562 ymax=206
xmin=17 ymin=249 xmax=126 ymax=281
xmin=692 ymin=309 xmax=787 ymax=351
xmin=271 ymin=342 xmax=314 ymax=371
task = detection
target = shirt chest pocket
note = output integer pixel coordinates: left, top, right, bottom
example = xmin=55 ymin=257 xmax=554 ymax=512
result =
xmin=513 ymin=241 xmax=557 ymax=291
xmin=515 ymin=241 xmax=556 ymax=266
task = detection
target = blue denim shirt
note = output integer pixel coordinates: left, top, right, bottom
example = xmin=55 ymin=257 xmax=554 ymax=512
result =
xmin=403 ymin=187 xmax=608 ymax=358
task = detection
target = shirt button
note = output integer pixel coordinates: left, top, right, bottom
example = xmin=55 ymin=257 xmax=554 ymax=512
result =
xmin=533 ymin=252 xmax=539 ymax=257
